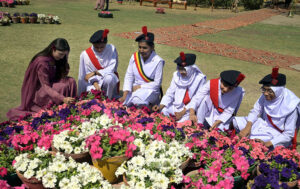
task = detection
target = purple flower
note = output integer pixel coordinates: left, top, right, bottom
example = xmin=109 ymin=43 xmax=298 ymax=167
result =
xmin=116 ymin=109 xmax=128 ymax=117
xmin=259 ymin=162 xmax=270 ymax=175
xmin=281 ymin=167 xmax=292 ymax=179
xmin=280 ymin=183 xmax=289 ymax=189
xmin=58 ymin=107 xmax=71 ymax=120
xmin=3 ymin=127 xmax=13 ymax=135
xmin=137 ymin=117 xmax=153 ymax=125
xmin=190 ymin=132 xmax=204 ymax=138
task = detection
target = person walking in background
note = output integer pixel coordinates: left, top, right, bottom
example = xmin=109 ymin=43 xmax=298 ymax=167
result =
xmin=7 ymin=38 xmax=76 ymax=121
xmin=94 ymin=0 xmax=105 ymax=10
xmin=78 ymin=29 xmax=119 ymax=99
xmin=152 ymin=52 xmax=206 ymax=122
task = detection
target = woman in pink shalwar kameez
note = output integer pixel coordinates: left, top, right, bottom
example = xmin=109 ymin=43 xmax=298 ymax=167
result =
xmin=7 ymin=38 xmax=77 ymax=121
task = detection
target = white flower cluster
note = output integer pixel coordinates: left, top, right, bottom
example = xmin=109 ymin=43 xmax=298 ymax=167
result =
xmin=133 ymin=130 xmax=153 ymax=154
xmin=14 ymin=147 xmax=112 ymax=189
xmin=37 ymin=14 xmax=45 ymax=19
xmin=53 ymin=130 xmax=88 ymax=154
xmin=116 ymin=140 xmax=193 ymax=189
xmin=78 ymin=114 xmax=122 ymax=137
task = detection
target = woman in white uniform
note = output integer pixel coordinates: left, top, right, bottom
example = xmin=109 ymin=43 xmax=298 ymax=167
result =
xmin=78 ymin=29 xmax=119 ymax=99
xmin=119 ymin=26 xmax=165 ymax=107
xmin=188 ymin=70 xmax=245 ymax=131
xmin=233 ymin=67 xmax=300 ymax=148
xmin=152 ymin=52 xmax=206 ymax=122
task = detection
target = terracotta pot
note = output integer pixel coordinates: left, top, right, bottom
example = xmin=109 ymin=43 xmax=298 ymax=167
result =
xmin=20 ymin=17 xmax=28 ymax=23
xmin=92 ymin=155 xmax=128 ymax=183
xmin=12 ymin=16 xmax=20 ymax=23
xmin=2 ymin=1 xmax=8 ymax=7
xmin=16 ymin=171 xmax=45 ymax=189
xmin=179 ymin=158 xmax=191 ymax=171
xmin=122 ymin=174 xmax=130 ymax=186
xmin=8 ymin=3 xmax=14 ymax=7
xmin=29 ymin=16 xmax=37 ymax=23
xmin=51 ymin=145 xmax=92 ymax=164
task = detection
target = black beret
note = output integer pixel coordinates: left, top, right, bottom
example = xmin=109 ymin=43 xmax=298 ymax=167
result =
xmin=174 ymin=52 xmax=196 ymax=67
xmin=259 ymin=67 xmax=286 ymax=86
xmin=220 ymin=70 xmax=245 ymax=86
xmin=135 ymin=26 xmax=154 ymax=43
xmin=89 ymin=29 xmax=109 ymax=44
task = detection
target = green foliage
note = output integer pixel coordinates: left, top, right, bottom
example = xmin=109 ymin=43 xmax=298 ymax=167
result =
xmin=0 ymin=144 xmax=18 ymax=174
xmin=241 ymin=0 xmax=263 ymax=10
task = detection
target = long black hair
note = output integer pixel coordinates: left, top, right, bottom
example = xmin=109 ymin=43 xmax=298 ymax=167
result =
xmin=31 ymin=38 xmax=70 ymax=80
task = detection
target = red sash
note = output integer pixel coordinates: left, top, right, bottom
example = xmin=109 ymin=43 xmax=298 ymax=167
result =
xmin=183 ymin=89 xmax=190 ymax=105
xmin=267 ymin=114 xmax=298 ymax=149
xmin=85 ymin=47 xmax=120 ymax=94
xmin=266 ymin=114 xmax=284 ymax=133
xmin=210 ymin=78 xmax=224 ymax=113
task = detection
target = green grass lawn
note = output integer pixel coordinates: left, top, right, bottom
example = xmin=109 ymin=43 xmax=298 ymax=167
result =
xmin=195 ymin=22 xmax=300 ymax=57
xmin=0 ymin=0 xmax=299 ymax=127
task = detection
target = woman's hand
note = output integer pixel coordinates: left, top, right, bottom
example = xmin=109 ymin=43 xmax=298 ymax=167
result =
xmin=63 ymin=97 xmax=75 ymax=104
xmin=93 ymin=82 xmax=101 ymax=91
xmin=119 ymin=91 xmax=129 ymax=103
xmin=132 ymin=85 xmax=141 ymax=92
xmin=152 ymin=105 xmax=160 ymax=112
xmin=175 ymin=108 xmax=186 ymax=121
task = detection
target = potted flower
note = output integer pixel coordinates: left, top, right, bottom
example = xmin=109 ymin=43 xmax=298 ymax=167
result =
xmin=7 ymin=0 xmax=14 ymax=7
xmin=51 ymin=129 xmax=91 ymax=163
xmin=37 ymin=14 xmax=45 ymax=24
xmin=116 ymin=140 xmax=193 ymax=188
xmin=98 ymin=11 xmax=113 ymax=18
xmin=29 ymin=12 xmax=37 ymax=23
xmin=1 ymin=0 xmax=8 ymax=7
xmin=45 ymin=14 xmax=54 ymax=24
xmin=85 ymin=126 xmax=137 ymax=183
xmin=52 ymin=15 xmax=60 ymax=24
xmin=0 ymin=144 xmax=22 ymax=186
xmin=11 ymin=12 xmax=20 ymax=23
xmin=0 ymin=15 xmax=10 ymax=26
xmin=14 ymin=147 xmax=113 ymax=188
xmin=20 ymin=12 xmax=29 ymax=23
xmin=253 ymin=155 xmax=300 ymax=188
xmin=155 ymin=7 xmax=165 ymax=14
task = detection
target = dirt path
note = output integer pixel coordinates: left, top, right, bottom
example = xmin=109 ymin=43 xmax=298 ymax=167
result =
xmin=114 ymin=8 xmax=300 ymax=71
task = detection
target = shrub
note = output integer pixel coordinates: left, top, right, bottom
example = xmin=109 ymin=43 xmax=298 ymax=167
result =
xmin=241 ymin=0 xmax=263 ymax=10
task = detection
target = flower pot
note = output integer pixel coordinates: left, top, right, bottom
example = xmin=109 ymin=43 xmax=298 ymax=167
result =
xmin=179 ymin=158 xmax=191 ymax=172
xmin=29 ymin=16 xmax=37 ymax=23
xmin=12 ymin=16 xmax=20 ymax=23
xmin=92 ymin=155 xmax=129 ymax=183
xmin=122 ymin=174 xmax=129 ymax=186
xmin=1 ymin=173 xmax=23 ymax=186
xmin=16 ymin=171 xmax=45 ymax=189
xmin=8 ymin=3 xmax=15 ymax=7
xmin=39 ymin=17 xmax=46 ymax=24
xmin=2 ymin=1 xmax=8 ymax=7
xmin=20 ymin=17 xmax=28 ymax=23
xmin=51 ymin=145 xmax=92 ymax=164
xmin=46 ymin=17 xmax=54 ymax=24
xmin=16 ymin=0 xmax=22 ymax=5
xmin=117 ymin=0 xmax=123 ymax=4
xmin=24 ymin=0 xmax=29 ymax=5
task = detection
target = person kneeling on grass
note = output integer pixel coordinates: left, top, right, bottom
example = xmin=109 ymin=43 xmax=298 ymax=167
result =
xmin=78 ymin=29 xmax=120 ymax=99
xmin=152 ymin=52 xmax=206 ymax=122
xmin=233 ymin=67 xmax=300 ymax=149
xmin=188 ymin=70 xmax=245 ymax=131
xmin=7 ymin=38 xmax=77 ymax=121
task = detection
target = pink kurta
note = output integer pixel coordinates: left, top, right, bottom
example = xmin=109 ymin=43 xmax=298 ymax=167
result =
xmin=7 ymin=56 xmax=77 ymax=120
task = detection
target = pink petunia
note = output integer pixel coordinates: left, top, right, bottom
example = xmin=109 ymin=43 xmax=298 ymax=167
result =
xmin=0 ymin=167 xmax=7 ymax=177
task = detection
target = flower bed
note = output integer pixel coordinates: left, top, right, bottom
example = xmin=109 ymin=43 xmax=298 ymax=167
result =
xmin=0 ymin=90 xmax=299 ymax=188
